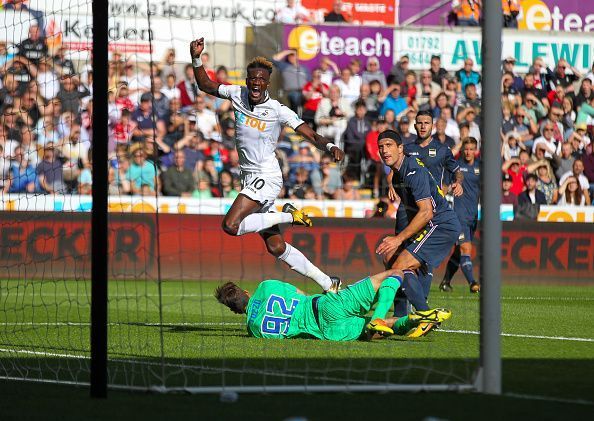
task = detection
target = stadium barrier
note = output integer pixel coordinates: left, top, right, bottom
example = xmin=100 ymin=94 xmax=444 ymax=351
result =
xmin=1 ymin=212 xmax=591 ymax=283
xmin=0 ymin=195 xmax=592 ymax=222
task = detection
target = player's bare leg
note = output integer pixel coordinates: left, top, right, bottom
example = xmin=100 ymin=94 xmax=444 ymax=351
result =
xmin=260 ymin=227 xmax=335 ymax=292
xmin=222 ymin=194 xmax=293 ymax=236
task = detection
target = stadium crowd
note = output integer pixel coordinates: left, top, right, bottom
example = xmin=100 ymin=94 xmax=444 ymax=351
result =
xmin=0 ymin=14 xmax=593 ymax=212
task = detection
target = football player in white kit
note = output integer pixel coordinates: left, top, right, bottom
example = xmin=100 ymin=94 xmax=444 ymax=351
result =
xmin=190 ymin=38 xmax=345 ymax=292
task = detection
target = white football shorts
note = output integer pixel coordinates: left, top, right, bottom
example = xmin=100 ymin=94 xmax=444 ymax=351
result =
xmin=239 ymin=172 xmax=283 ymax=213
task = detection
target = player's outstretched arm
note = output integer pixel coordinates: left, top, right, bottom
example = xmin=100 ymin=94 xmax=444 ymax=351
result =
xmin=190 ymin=38 xmax=221 ymax=97
xmin=295 ymin=123 xmax=345 ymax=162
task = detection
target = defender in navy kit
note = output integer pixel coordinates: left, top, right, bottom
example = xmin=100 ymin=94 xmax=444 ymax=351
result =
xmin=440 ymin=137 xmax=481 ymax=293
xmin=376 ymin=130 xmax=461 ymax=337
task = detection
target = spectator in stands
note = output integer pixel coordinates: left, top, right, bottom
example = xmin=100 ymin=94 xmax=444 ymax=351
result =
xmin=581 ymin=143 xmax=594 ymax=197
xmin=401 ymin=70 xmax=417 ymax=107
xmin=358 ymin=83 xmax=379 ymax=119
xmin=173 ymin=132 xmax=205 ymax=172
xmin=343 ymin=100 xmax=371 ymax=180
xmin=397 ymin=116 xmax=417 ymax=144
xmin=572 ymin=78 xmax=593 ymax=112
xmin=558 ymin=159 xmax=591 ymax=202
xmin=501 ymin=131 xmax=524 ymax=161
xmin=288 ymin=142 xmax=318 ymax=183
xmin=57 ymin=74 xmax=87 ymax=114
xmin=218 ymin=170 xmax=239 ymax=199
xmin=501 ymin=173 xmax=518 ymax=205
xmin=160 ymin=48 xmax=180 ymax=80
xmin=192 ymin=171 xmax=213 ymax=199
xmin=416 ymin=70 xmax=441 ymax=110
xmin=502 ymin=57 xmax=523 ymax=90
xmin=502 ymin=155 xmax=527 ymax=196
xmin=78 ymin=149 xmax=93 ymax=195
xmin=361 ymin=57 xmax=386 ymax=89
xmin=37 ymin=57 xmax=60 ymax=101
xmin=561 ymin=97 xmax=576 ymax=132
xmin=456 ymin=59 xmax=481 ymax=93
xmin=433 ymin=92 xmax=449 ymax=119
xmin=319 ymin=57 xmax=340 ymax=87
xmin=0 ymin=144 xmax=11 ymax=193
xmin=108 ymin=149 xmax=131 ymax=195
xmin=557 ymin=176 xmax=589 ymax=206
xmin=333 ymin=173 xmax=360 ymax=200
xmin=126 ymin=144 xmax=158 ymax=195
xmin=315 ymin=84 xmax=352 ymax=149
xmin=147 ymin=77 xmax=169 ymax=119
xmin=37 ymin=143 xmax=66 ymax=194
xmin=521 ymin=73 xmax=546 ymax=104
xmin=161 ymin=149 xmax=195 ymax=197
xmin=311 ymin=154 xmax=342 ymax=199
xmin=324 ymin=0 xmax=349 ymax=22
xmin=585 ymin=61 xmax=594 ymax=84
xmin=502 ymin=72 xmax=521 ymax=110
xmin=381 ymin=109 xmax=395 ymax=130
xmin=272 ymin=49 xmax=311 ymax=113
xmin=275 ymin=0 xmax=311 ymax=23
xmin=502 ymin=0 xmax=520 ymax=28
xmin=60 ymin=124 xmax=90 ymax=193
xmin=452 ymin=0 xmax=481 ymax=26
xmin=532 ymin=122 xmax=558 ymax=159
xmin=429 ymin=55 xmax=448 ymax=89
xmin=531 ymin=160 xmax=558 ymax=204
xmin=132 ymin=92 xmax=166 ymax=143
xmin=192 ymin=95 xmax=219 ymax=139
xmin=17 ymin=24 xmax=46 ymax=65
xmin=547 ymin=59 xmax=581 ymax=94
xmin=433 ymin=118 xmax=455 ymax=149
xmin=161 ymin=97 xmax=185 ymax=145
xmin=364 ymin=116 xmax=389 ymax=197
xmin=9 ymin=146 xmax=36 ymax=193
xmin=301 ymin=68 xmax=329 ymax=128
xmin=553 ymin=141 xmax=575 ymax=181
xmin=576 ymin=96 xmax=594 ymax=126
xmin=543 ymin=102 xmax=565 ymax=144
xmin=201 ymin=157 xmax=219 ymax=190
xmin=516 ymin=173 xmax=547 ymax=220
xmin=522 ymin=92 xmax=547 ymax=129
xmin=162 ymin=74 xmax=181 ymax=100
xmin=334 ymin=66 xmax=361 ymax=104
xmin=443 ymin=76 xmax=459 ymax=107
xmin=378 ymin=83 xmax=407 ymax=119
xmin=289 ymin=167 xmax=313 ymax=199
xmin=388 ymin=55 xmax=409 ymax=86
xmin=440 ymin=106 xmax=460 ymax=143
xmin=121 ymin=62 xmax=151 ymax=105
xmin=178 ymin=64 xmax=197 ymax=108
xmin=0 ymin=73 xmax=23 ymax=110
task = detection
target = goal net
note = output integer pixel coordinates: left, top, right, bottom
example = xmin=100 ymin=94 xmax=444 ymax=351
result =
xmin=0 ymin=0 xmax=484 ymax=393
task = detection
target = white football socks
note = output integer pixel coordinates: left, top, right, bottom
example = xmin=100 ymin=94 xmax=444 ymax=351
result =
xmin=236 ymin=212 xmax=293 ymax=235
xmin=278 ymin=243 xmax=332 ymax=291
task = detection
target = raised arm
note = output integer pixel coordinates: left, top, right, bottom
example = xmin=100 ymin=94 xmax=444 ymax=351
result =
xmin=294 ymin=123 xmax=345 ymax=162
xmin=190 ymin=38 xmax=221 ymax=97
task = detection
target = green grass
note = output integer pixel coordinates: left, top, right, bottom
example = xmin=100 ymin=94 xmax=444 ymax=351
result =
xmin=1 ymin=279 xmax=593 ymax=419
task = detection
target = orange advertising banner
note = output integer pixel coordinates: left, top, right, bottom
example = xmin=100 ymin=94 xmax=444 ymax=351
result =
xmin=302 ymin=0 xmax=397 ymax=25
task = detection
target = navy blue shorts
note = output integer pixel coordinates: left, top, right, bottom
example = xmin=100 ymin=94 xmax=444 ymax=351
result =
xmin=405 ymin=219 xmax=461 ymax=268
xmin=457 ymin=219 xmax=477 ymax=244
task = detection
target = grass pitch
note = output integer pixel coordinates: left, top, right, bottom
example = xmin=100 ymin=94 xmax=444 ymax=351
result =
xmin=0 ymin=279 xmax=593 ymax=419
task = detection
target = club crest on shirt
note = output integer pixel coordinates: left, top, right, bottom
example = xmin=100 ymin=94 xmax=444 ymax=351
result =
xmin=429 ymin=148 xmax=437 ymax=157
xmin=474 ymin=167 xmax=480 ymax=175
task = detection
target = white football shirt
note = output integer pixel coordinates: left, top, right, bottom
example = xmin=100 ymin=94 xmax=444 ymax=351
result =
xmin=218 ymin=84 xmax=304 ymax=175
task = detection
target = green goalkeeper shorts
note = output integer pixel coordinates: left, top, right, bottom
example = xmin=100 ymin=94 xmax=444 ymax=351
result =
xmin=317 ymin=277 xmax=375 ymax=341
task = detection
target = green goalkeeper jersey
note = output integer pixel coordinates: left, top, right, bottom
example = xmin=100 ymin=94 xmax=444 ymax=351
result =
xmin=246 ymin=280 xmax=322 ymax=340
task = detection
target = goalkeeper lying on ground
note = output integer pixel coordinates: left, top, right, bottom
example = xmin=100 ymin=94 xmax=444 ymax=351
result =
xmin=215 ymin=269 xmax=451 ymax=341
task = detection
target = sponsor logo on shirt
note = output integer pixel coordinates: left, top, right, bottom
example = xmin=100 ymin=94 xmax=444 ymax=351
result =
xmin=235 ymin=111 xmax=267 ymax=132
